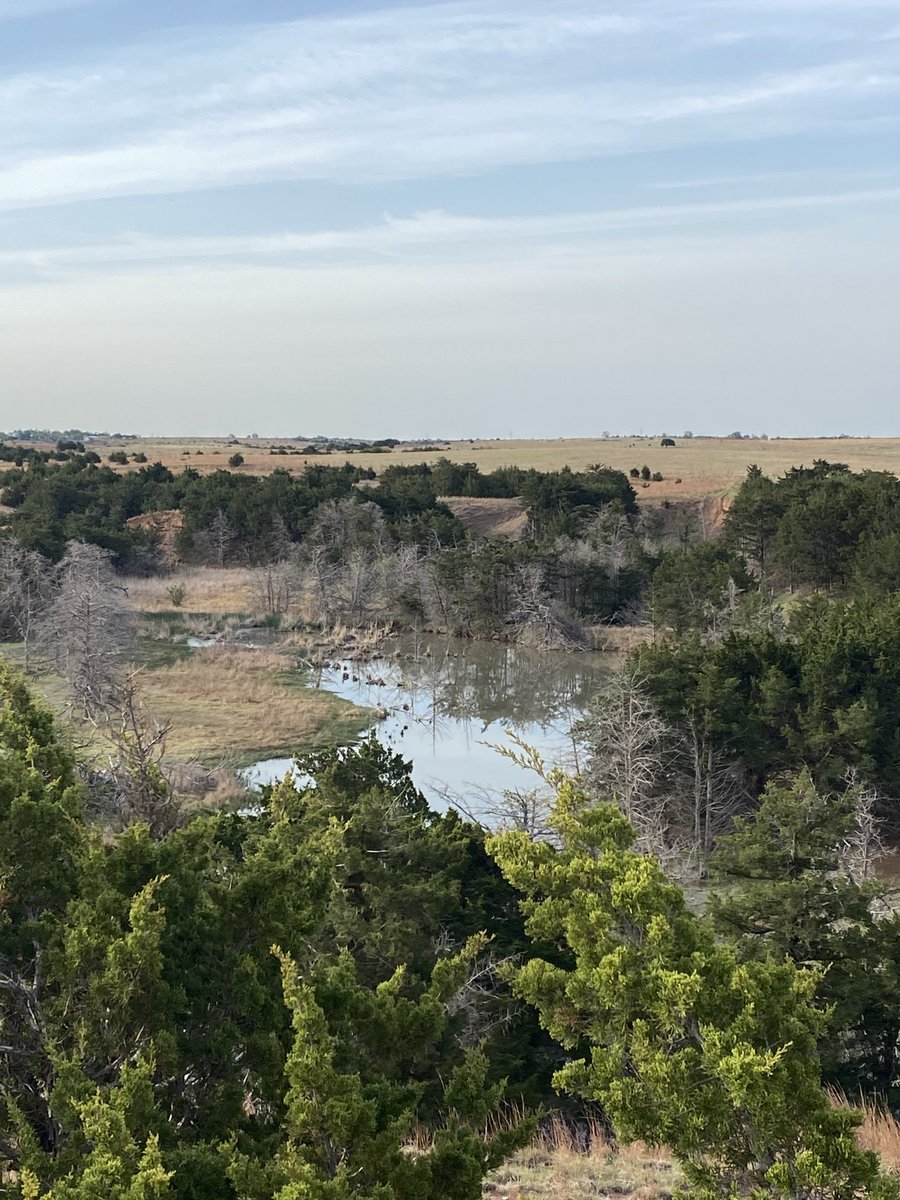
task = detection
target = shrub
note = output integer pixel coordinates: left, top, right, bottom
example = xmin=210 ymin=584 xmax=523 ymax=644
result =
xmin=165 ymin=583 xmax=187 ymax=608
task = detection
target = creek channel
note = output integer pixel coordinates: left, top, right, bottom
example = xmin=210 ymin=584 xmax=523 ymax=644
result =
xmin=240 ymin=634 xmax=616 ymax=816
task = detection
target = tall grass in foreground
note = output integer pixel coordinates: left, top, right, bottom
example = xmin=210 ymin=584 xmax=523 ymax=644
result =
xmin=829 ymin=1091 xmax=900 ymax=1172
xmin=485 ymin=1114 xmax=679 ymax=1200
xmin=483 ymin=1100 xmax=900 ymax=1199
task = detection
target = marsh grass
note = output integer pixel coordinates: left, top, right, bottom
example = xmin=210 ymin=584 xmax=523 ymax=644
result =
xmin=139 ymin=644 xmax=371 ymax=764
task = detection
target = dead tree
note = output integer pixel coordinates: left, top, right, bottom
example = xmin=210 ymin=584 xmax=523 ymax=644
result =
xmin=574 ymin=669 xmax=674 ymax=855
xmin=508 ymin=563 xmax=586 ymax=650
xmin=680 ymin=720 xmax=747 ymax=870
xmin=0 ymin=540 xmax=57 ymax=672
xmin=37 ymin=541 xmax=130 ymax=718
xmin=437 ymin=780 xmax=553 ymax=841
xmin=307 ymin=498 xmax=387 ymax=556
xmin=196 ymin=508 xmax=236 ymax=567
xmin=840 ymin=773 xmax=888 ymax=884
xmin=252 ymin=559 xmax=296 ymax=617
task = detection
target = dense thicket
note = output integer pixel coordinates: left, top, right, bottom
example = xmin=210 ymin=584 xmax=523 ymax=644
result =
xmin=0 ymin=666 xmax=538 ymax=1198
xmin=490 ymin=779 xmax=900 ymax=1200
xmin=0 ymin=458 xmax=635 ymax=568
xmin=635 ymin=591 xmax=900 ymax=799
xmin=0 ymin=459 xmax=651 ymax=636
xmin=725 ymin=458 xmax=900 ymax=592
xmin=4 ymin=643 xmax=900 ymax=1195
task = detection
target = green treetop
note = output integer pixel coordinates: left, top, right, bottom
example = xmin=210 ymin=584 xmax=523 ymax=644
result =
xmin=489 ymin=777 xmax=899 ymax=1200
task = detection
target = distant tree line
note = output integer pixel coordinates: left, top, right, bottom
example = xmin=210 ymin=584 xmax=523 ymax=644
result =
xmin=0 ymin=458 xmax=649 ymax=638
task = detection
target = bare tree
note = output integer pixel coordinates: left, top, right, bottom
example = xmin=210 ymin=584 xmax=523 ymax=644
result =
xmin=680 ymin=723 xmax=747 ymax=869
xmin=338 ymin=547 xmax=386 ymax=623
xmin=197 ymin=508 xmax=236 ymax=567
xmin=307 ymin=498 xmax=387 ymax=556
xmin=295 ymin=501 xmax=392 ymax=628
xmin=388 ymin=542 xmax=428 ymax=623
xmin=252 ymin=558 xmax=296 ymax=617
xmin=840 ymin=772 xmax=888 ymax=884
xmin=298 ymin=546 xmax=339 ymax=625
xmin=574 ymin=669 xmax=674 ymax=854
xmin=268 ymin=513 xmax=294 ymax=562
xmin=586 ymin=509 xmax=635 ymax=604
xmin=438 ymin=780 xmax=553 ymax=841
xmin=508 ymin=563 xmax=586 ymax=650
xmin=37 ymin=541 xmax=130 ymax=718
xmin=0 ymin=540 xmax=56 ymax=671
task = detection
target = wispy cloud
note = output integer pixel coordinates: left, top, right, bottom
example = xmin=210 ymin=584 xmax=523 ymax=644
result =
xmin=1 ymin=0 xmax=899 ymax=209
xmin=4 ymin=185 xmax=900 ymax=280
xmin=0 ymin=0 xmax=106 ymax=21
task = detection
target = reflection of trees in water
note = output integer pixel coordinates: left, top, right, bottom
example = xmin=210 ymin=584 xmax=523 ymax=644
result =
xmin=397 ymin=636 xmax=612 ymax=728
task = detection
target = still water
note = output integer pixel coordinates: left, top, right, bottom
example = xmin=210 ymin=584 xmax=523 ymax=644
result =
xmin=243 ymin=636 xmax=615 ymax=811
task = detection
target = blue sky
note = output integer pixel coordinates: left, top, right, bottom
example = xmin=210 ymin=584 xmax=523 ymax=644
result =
xmin=2 ymin=0 xmax=900 ymax=436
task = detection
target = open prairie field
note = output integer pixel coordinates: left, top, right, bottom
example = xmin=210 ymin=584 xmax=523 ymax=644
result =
xmin=86 ymin=435 xmax=900 ymax=501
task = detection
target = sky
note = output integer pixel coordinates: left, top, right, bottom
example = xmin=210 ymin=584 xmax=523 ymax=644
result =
xmin=1 ymin=0 xmax=900 ymax=437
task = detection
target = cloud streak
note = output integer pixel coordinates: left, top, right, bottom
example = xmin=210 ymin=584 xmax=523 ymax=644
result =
xmin=1 ymin=0 xmax=899 ymax=209
xmin=4 ymin=184 xmax=900 ymax=279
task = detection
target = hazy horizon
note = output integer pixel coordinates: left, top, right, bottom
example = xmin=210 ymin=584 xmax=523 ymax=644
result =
xmin=2 ymin=0 xmax=900 ymax=438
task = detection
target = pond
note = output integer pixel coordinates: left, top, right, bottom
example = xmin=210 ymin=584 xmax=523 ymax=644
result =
xmin=243 ymin=634 xmax=616 ymax=815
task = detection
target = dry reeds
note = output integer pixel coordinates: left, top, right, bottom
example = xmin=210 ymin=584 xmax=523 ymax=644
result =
xmin=485 ymin=1096 xmax=900 ymax=1200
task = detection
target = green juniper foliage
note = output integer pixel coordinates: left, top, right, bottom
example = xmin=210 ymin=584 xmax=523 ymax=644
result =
xmin=1 ymin=638 xmax=900 ymax=1200
xmin=489 ymin=777 xmax=899 ymax=1200
xmin=709 ymin=771 xmax=900 ymax=1094
xmin=0 ymin=668 xmax=526 ymax=1199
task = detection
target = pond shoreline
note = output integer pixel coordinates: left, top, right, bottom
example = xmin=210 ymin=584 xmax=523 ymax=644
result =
xmin=241 ymin=632 xmax=618 ymax=817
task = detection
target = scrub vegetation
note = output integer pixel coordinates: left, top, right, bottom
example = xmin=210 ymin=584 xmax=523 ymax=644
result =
xmin=4 ymin=445 xmax=900 ymax=1196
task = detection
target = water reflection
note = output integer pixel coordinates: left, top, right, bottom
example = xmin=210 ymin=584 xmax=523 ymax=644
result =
xmin=244 ymin=635 xmax=615 ymax=815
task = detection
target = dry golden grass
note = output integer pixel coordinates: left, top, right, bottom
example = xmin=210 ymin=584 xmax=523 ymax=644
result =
xmin=123 ymin=567 xmax=255 ymax=614
xmin=85 ymin=435 xmax=900 ymax=503
xmin=830 ymin=1092 xmax=900 ymax=1173
xmin=139 ymin=644 xmax=369 ymax=763
xmin=594 ymin=625 xmax=654 ymax=652
xmin=485 ymin=1100 xmax=900 ymax=1200
xmin=486 ymin=1117 xmax=679 ymax=1200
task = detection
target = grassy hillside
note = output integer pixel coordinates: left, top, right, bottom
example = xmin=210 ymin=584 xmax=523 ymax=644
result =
xmin=39 ymin=435 xmax=900 ymax=502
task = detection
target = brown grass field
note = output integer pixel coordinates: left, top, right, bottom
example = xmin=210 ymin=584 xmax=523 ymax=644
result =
xmin=124 ymin=567 xmax=256 ymax=613
xmin=80 ymin=435 xmax=900 ymax=502
xmin=139 ymin=644 xmax=368 ymax=763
